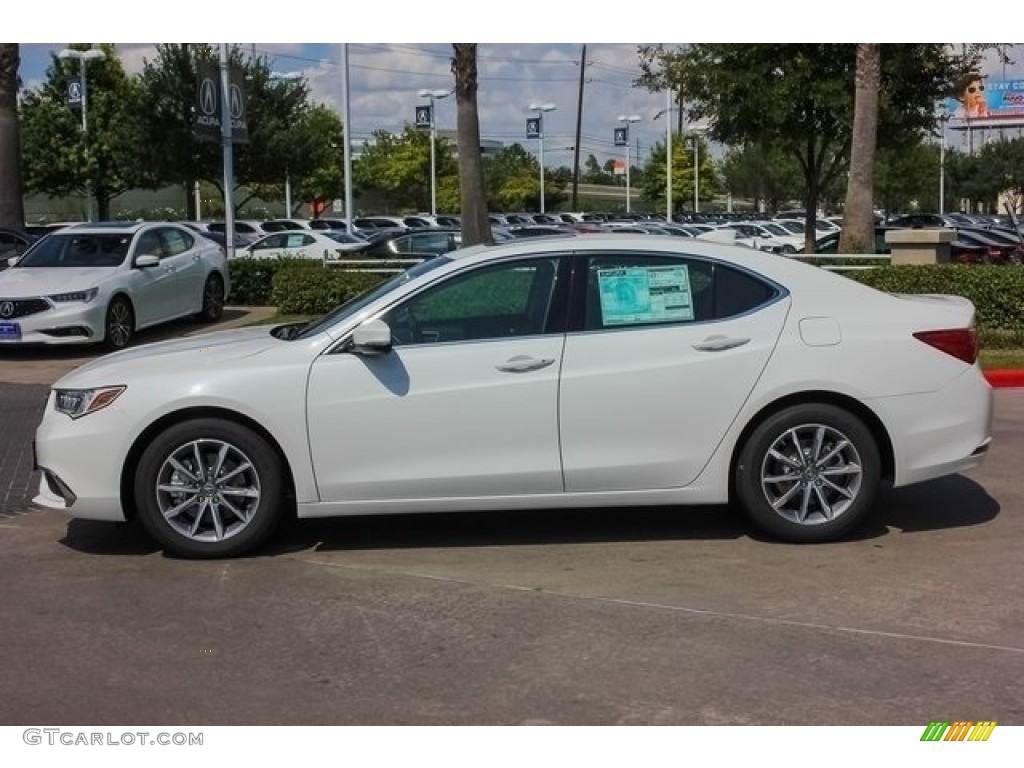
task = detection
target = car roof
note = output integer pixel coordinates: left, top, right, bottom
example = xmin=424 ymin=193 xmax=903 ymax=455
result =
xmin=57 ymin=221 xmax=162 ymax=234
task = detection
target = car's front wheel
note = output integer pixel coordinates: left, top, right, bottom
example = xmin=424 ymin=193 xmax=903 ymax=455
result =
xmin=133 ymin=418 xmax=285 ymax=558
xmin=104 ymin=296 xmax=134 ymax=351
xmin=735 ymin=404 xmax=881 ymax=543
xmin=196 ymin=273 xmax=225 ymax=322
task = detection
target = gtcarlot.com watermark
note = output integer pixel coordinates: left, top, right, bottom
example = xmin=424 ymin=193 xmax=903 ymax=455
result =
xmin=23 ymin=728 xmax=203 ymax=747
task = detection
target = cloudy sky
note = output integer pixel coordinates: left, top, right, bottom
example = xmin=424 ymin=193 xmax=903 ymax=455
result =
xmin=14 ymin=6 xmax=1024 ymax=170
xmin=17 ymin=42 xmax=678 ymax=171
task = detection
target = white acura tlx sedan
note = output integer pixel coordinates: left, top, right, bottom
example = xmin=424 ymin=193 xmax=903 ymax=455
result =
xmin=33 ymin=235 xmax=993 ymax=558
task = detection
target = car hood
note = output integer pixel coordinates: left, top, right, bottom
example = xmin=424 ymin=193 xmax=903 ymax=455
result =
xmin=54 ymin=326 xmax=282 ymax=387
xmin=0 ymin=267 xmax=119 ymax=297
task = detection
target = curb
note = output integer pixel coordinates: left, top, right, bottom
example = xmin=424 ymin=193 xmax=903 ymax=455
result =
xmin=984 ymin=370 xmax=1024 ymax=388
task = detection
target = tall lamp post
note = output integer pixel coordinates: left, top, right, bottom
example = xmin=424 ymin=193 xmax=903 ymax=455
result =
xmin=418 ymin=88 xmax=451 ymax=217
xmin=59 ymin=47 xmax=106 ymax=222
xmin=528 ymin=102 xmax=557 ymax=213
xmin=938 ymin=109 xmax=950 ymax=214
xmin=653 ymin=90 xmax=675 ymax=220
xmin=270 ymin=71 xmax=304 ymax=216
xmin=689 ymin=126 xmax=707 ymax=213
xmin=617 ymin=114 xmax=642 ymax=213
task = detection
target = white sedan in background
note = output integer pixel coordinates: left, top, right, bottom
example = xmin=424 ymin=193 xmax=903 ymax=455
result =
xmin=239 ymin=230 xmax=367 ymax=261
xmin=0 ymin=221 xmax=228 ymax=349
xmin=34 ymin=235 xmax=992 ymax=558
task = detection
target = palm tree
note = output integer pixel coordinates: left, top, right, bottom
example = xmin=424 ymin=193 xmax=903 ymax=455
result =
xmin=0 ymin=43 xmax=25 ymax=231
xmin=451 ymin=44 xmax=492 ymax=246
xmin=839 ymin=44 xmax=880 ymax=253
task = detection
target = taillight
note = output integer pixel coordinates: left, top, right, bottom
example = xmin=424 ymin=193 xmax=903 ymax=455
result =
xmin=913 ymin=328 xmax=978 ymax=364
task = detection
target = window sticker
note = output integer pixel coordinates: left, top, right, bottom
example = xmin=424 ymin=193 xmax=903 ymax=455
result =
xmin=597 ymin=265 xmax=694 ymax=325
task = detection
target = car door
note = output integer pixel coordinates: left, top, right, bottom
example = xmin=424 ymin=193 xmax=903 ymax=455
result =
xmin=306 ymin=254 xmax=569 ymax=502
xmin=558 ymin=251 xmax=790 ymax=492
xmin=128 ymin=228 xmax=176 ymax=326
xmin=158 ymin=226 xmax=206 ymax=316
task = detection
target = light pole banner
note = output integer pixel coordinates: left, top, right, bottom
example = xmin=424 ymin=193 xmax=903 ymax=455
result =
xmin=614 ymin=127 xmax=628 ymax=146
xmin=193 ymin=61 xmax=249 ymax=144
xmin=415 ymin=105 xmax=432 ymax=129
xmin=526 ymin=117 xmax=541 ymax=139
xmin=65 ymin=77 xmax=82 ymax=110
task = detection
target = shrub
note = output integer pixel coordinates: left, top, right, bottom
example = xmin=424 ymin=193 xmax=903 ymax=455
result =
xmin=846 ymin=265 xmax=1024 ymax=331
xmin=227 ymin=259 xmax=285 ymax=306
xmin=270 ymin=262 xmax=387 ymax=315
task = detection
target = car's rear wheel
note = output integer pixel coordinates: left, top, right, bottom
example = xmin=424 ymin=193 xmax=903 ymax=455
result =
xmin=735 ymin=404 xmax=880 ymax=543
xmin=104 ymin=296 xmax=134 ymax=351
xmin=133 ymin=418 xmax=285 ymax=558
xmin=196 ymin=274 xmax=225 ymax=322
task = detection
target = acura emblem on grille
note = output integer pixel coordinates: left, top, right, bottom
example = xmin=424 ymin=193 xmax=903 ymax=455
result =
xmin=0 ymin=301 xmax=13 ymax=319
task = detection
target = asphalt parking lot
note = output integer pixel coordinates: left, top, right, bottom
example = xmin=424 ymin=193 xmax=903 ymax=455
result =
xmin=0 ymin=321 xmax=1021 ymax=725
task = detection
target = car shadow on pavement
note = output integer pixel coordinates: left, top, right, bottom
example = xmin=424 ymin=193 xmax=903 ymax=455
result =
xmin=56 ymin=474 xmax=999 ymax=558
xmin=0 ymin=308 xmax=255 ymax=364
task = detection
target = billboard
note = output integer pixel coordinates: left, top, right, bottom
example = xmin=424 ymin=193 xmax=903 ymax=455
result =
xmin=946 ymin=77 xmax=1024 ymax=128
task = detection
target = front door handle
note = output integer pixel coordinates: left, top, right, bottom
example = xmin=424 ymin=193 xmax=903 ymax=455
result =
xmin=496 ymin=355 xmax=555 ymax=373
xmin=692 ymin=335 xmax=750 ymax=352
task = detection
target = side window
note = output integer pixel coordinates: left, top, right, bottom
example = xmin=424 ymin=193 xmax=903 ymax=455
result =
xmin=410 ymin=232 xmax=452 ymax=255
xmin=380 ymin=257 xmax=562 ymax=346
xmin=581 ymin=254 xmax=777 ymax=331
xmin=160 ymin=228 xmax=193 ymax=256
xmin=390 ymin=235 xmax=414 ymax=254
xmin=285 ymin=233 xmax=308 ymax=249
xmin=135 ymin=230 xmax=164 ymax=258
xmin=254 ymin=234 xmax=285 ymax=250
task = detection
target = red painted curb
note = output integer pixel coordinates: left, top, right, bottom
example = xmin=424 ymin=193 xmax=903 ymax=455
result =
xmin=984 ymin=370 xmax=1024 ymax=388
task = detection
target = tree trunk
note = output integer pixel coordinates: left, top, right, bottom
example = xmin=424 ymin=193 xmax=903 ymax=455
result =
xmin=451 ymin=44 xmax=492 ymax=246
xmin=839 ymin=44 xmax=880 ymax=253
xmin=0 ymin=43 xmax=25 ymax=231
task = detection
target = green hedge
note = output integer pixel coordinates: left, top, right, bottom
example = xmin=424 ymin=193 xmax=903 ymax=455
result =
xmin=846 ymin=265 xmax=1024 ymax=332
xmin=227 ymin=259 xmax=387 ymax=313
xmin=270 ymin=262 xmax=387 ymax=315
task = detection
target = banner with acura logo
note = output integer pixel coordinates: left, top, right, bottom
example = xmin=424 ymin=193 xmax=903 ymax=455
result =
xmin=193 ymin=61 xmax=249 ymax=144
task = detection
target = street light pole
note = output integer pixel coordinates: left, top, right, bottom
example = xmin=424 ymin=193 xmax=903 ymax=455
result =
xmin=618 ymin=115 xmax=642 ymax=214
xmin=938 ymin=111 xmax=950 ymax=214
xmin=59 ymin=47 xmax=106 ymax=222
xmin=529 ymin=103 xmax=557 ymax=213
xmin=654 ymin=93 xmax=675 ymax=220
xmin=270 ymin=71 xmax=304 ymax=217
xmin=418 ymin=88 xmax=451 ymax=217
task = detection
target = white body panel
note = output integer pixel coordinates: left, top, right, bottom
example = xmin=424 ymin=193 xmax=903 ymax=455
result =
xmin=32 ymin=236 xmax=992 ymax=534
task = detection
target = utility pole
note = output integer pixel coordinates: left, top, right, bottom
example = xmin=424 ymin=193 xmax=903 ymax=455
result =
xmin=571 ymin=44 xmax=586 ymax=211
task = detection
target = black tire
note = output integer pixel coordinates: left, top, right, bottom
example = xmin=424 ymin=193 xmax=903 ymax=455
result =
xmin=781 ymin=244 xmax=796 ymax=255
xmin=196 ymin=273 xmax=225 ymax=322
xmin=735 ymin=403 xmax=880 ymax=543
xmin=133 ymin=418 xmax=285 ymax=558
xmin=104 ymin=296 xmax=134 ymax=351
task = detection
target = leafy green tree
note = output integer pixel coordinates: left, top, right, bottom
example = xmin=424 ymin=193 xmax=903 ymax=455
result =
xmin=353 ymin=125 xmax=456 ymax=212
xmin=582 ymin=153 xmax=611 ymax=185
xmin=874 ymin=142 xmax=941 ymax=214
xmin=0 ymin=44 xmax=25 ymax=230
xmin=637 ymin=44 xmax=963 ymax=250
xmin=20 ymin=44 xmax=148 ymax=220
xmin=976 ymin=137 xmax=1024 ymax=214
xmin=135 ymin=44 xmax=332 ymax=217
xmin=719 ymin=143 xmax=803 ymax=213
xmin=640 ymin=132 xmax=716 ymax=213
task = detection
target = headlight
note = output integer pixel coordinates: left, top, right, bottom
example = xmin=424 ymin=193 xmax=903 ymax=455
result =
xmin=49 ymin=287 xmax=99 ymax=303
xmin=53 ymin=386 xmax=126 ymax=419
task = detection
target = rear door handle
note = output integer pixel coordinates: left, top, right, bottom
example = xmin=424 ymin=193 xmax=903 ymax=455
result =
xmin=496 ymin=355 xmax=555 ymax=373
xmin=692 ymin=335 xmax=750 ymax=352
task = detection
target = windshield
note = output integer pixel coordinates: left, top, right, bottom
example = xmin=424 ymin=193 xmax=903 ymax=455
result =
xmin=762 ymin=223 xmax=789 ymax=236
xmin=292 ymin=256 xmax=453 ymax=340
xmin=15 ymin=232 xmax=131 ymax=268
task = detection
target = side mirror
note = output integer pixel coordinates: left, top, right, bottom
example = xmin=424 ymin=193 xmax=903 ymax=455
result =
xmin=7 ymin=255 xmax=19 ymax=268
xmin=350 ymin=318 xmax=393 ymax=355
xmin=134 ymin=254 xmax=160 ymax=268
